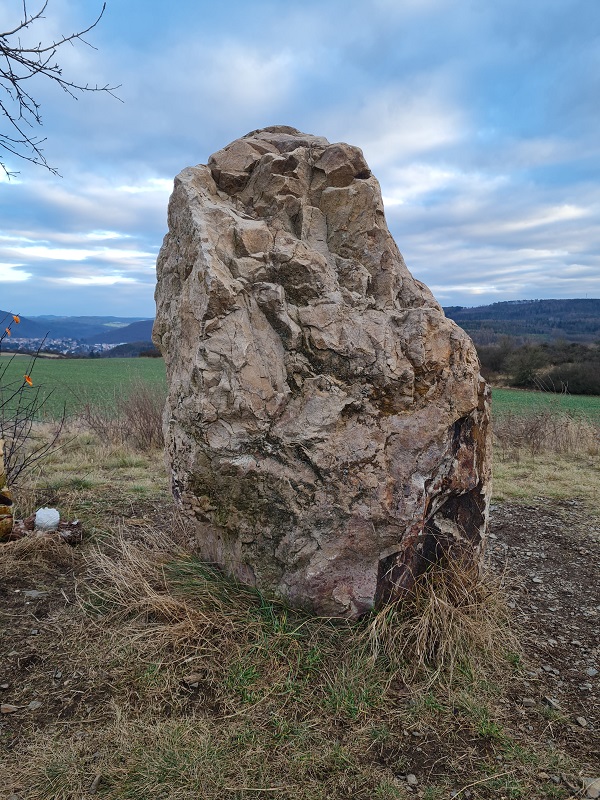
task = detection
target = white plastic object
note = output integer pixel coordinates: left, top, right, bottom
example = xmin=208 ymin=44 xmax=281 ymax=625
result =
xmin=35 ymin=507 xmax=60 ymax=531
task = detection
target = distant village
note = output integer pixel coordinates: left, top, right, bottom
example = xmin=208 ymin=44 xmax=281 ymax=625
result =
xmin=2 ymin=337 xmax=144 ymax=357
xmin=0 ymin=314 xmax=157 ymax=358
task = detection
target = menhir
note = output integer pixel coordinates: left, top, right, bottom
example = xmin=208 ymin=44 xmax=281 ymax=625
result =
xmin=153 ymin=126 xmax=491 ymax=618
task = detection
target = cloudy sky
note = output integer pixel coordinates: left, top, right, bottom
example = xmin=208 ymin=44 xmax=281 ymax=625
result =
xmin=1 ymin=0 xmax=599 ymax=318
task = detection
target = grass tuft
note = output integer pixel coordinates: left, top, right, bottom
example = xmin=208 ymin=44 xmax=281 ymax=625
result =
xmin=364 ymin=559 xmax=519 ymax=688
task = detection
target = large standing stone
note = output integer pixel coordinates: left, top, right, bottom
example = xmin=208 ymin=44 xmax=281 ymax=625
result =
xmin=154 ymin=126 xmax=491 ymax=618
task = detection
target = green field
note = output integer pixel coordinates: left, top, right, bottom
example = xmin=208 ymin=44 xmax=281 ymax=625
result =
xmin=0 ymin=355 xmax=166 ymax=418
xmin=492 ymin=386 xmax=600 ymax=418
xmin=2 ymin=355 xmax=599 ymax=420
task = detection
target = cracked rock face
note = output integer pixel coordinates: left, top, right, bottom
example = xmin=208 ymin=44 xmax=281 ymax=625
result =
xmin=153 ymin=126 xmax=491 ymax=618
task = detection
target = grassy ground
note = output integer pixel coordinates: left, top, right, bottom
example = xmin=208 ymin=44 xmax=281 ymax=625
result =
xmin=491 ymin=393 xmax=600 ymax=512
xmin=1 ymin=370 xmax=599 ymax=798
xmin=492 ymin=387 xmax=600 ymax=419
xmin=1 ymin=406 xmax=599 ymax=798
xmin=493 ymin=451 xmax=600 ymax=511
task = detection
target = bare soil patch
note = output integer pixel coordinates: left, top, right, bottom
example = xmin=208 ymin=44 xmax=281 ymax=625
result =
xmin=488 ymin=500 xmax=599 ymax=765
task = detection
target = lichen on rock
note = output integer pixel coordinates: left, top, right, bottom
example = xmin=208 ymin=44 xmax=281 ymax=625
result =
xmin=154 ymin=126 xmax=491 ymax=618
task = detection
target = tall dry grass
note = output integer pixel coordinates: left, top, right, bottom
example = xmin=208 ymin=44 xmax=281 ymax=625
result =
xmin=493 ymin=409 xmax=599 ymax=461
xmin=364 ymin=560 xmax=518 ymax=688
xmin=79 ymin=379 xmax=164 ymax=451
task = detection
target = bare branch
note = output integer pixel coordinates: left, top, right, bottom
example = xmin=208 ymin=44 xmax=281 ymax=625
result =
xmin=0 ymin=1 xmax=119 ymax=176
xmin=0 ymin=2 xmax=49 ymax=40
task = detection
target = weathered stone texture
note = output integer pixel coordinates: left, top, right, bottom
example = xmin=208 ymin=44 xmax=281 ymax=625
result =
xmin=153 ymin=126 xmax=491 ymax=618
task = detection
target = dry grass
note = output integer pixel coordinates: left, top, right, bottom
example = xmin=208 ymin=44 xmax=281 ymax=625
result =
xmin=4 ymin=515 xmax=576 ymax=800
xmin=11 ymin=424 xmax=169 ymax=517
xmin=493 ymin=408 xmax=599 ymax=460
xmin=493 ymin=451 xmax=600 ymax=512
xmin=83 ymin=522 xmax=518 ymax=682
xmin=0 ymin=530 xmax=75 ymax=580
xmin=492 ymin=409 xmax=600 ymax=514
xmin=365 ymin=561 xmax=519 ymax=688
xmin=79 ymin=378 xmax=164 ymax=451
xmin=1 ymin=418 xmax=595 ymax=800
xmin=81 ymin=525 xmax=267 ymax=677
xmin=4 ymin=521 xmax=532 ymax=800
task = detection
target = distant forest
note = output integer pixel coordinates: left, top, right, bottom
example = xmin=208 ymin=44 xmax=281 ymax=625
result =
xmin=444 ymin=299 xmax=600 ymax=344
xmin=444 ymin=300 xmax=600 ymax=395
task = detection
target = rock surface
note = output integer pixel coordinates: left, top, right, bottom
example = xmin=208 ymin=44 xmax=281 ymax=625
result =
xmin=153 ymin=126 xmax=491 ymax=617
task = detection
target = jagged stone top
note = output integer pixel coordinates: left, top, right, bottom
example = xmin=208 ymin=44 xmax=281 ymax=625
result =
xmin=176 ymin=125 xmax=442 ymax=313
xmin=207 ymin=125 xmax=366 ymax=193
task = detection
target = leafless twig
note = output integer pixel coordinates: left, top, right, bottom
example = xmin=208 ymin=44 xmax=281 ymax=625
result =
xmin=0 ymin=1 xmax=120 ymax=176
xmin=0 ymin=314 xmax=66 ymax=484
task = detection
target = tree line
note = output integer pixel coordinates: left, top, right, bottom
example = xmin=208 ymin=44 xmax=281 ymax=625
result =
xmin=477 ymin=338 xmax=600 ymax=395
xmin=444 ymin=299 xmax=600 ymax=344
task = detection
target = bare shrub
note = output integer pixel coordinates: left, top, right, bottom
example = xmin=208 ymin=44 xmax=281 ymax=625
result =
xmin=494 ymin=410 xmax=599 ymax=460
xmin=0 ymin=323 xmax=66 ymax=485
xmin=80 ymin=380 xmax=164 ymax=451
xmin=115 ymin=379 xmax=165 ymax=450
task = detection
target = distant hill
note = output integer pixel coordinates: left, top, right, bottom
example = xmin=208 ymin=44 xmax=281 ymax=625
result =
xmin=0 ymin=309 xmax=53 ymax=339
xmin=7 ymin=299 xmax=600 ymax=351
xmin=100 ymin=340 xmax=160 ymax=358
xmin=444 ymin=299 xmax=600 ymax=343
xmin=85 ymin=319 xmax=154 ymax=344
xmin=29 ymin=314 xmax=149 ymax=340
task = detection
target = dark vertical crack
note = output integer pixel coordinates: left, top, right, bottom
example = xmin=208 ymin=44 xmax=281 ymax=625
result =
xmin=374 ymin=408 xmax=488 ymax=609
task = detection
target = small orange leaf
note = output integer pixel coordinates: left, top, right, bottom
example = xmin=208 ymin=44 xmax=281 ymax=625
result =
xmin=5 ymin=328 xmax=11 ymax=336
xmin=12 ymin=315 xmax=20 ymax=324
xmin=24 ymin=375 xmax=33 ymax=387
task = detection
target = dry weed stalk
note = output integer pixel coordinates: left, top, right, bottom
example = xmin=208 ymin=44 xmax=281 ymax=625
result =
xmin=80 ymin=380 xmax=164 ymax=451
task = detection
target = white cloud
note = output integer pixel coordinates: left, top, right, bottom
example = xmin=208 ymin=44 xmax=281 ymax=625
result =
xmin=206 ymin=45 xmax=297 ymax=111
xmin=117 ymin=179 xmax=173 ymax=195
xmin=382 ymin=163 xmax=508 ymax=207
xmin=84 ymin=230 xmax=131 ymax=241
xmin=499 ymin=204 xmax=589 ymax=233
xmin=323 ymin=80 xmax=466 ymax=170
xmin=383 ymin=164 xmax=459 ymax=206
xmin=8 ymin=244 xmax=156 ymax=264
xmin=431 ymin=284 xmax=504 ymax=297
xmin=52 ymin=275 xmax=138 ymax=286
xmin=2 ymin=0 xmax=600 ymax=315
xmin=0 ymin=263 xmax=32 ymax=282
xmin=10 ymin=246 xmax=98 ymax=261
xmin=2 ymin=230 xmax=130 ymax=245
